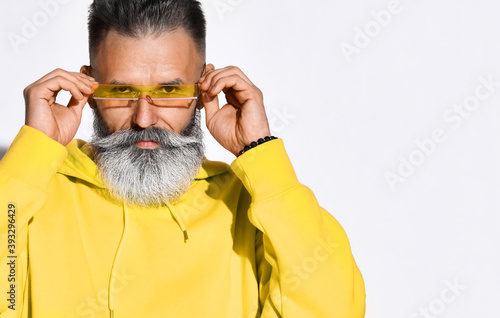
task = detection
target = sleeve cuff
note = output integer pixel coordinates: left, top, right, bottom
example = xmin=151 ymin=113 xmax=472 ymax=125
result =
xmin=0 ymin=125 xmax=68 ymax=190
xmin=230 ymin=138 xmax=300 ymax=202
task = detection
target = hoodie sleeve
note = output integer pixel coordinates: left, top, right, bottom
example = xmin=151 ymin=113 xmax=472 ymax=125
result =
xmin=231 ymin=139 xmax=365 ymax=318
xmin=0 ymin=125 xmax=67 ymax=315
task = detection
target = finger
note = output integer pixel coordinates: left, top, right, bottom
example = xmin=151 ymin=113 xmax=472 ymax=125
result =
xmin=205 ymin=65 xmax=253 ymax=83
xmin=199 ymin=66 xmax=252 ymax=89
xmin=206 ymin=75 xmax=259 ymax=105
xmin=74 ymin=72 xmax=98 ymax=86
xmin=50 ymin=74 xmax=93 ymax=96
xmin=60 ymin=70 xmax=97 ymax=85
xmin=61 ymin=72 xmax=96 ymax=93
xmin=198 ymin=68 xmax=220 ymax=89
xmin=31 ymin=69 xmax=95 ymax=93
xmin=51 ymin=90 xmax=59 ymax=102
xmin=56 ymin=75 xmax=94 ymax=97
xmin=198 ymin=63 xmax=215 ymax=83
xmin=31 ymin=69 xmax=90 ymax=85
xmin=36 ymin=76 xmax=89 ymax=101
xmin=226 ymin=66 xmax=253 ymax=84
xmin=67 ymin=95 xmax=88 ymax=119
xmin=199 ymin=66 xmax=253 ymax=91
xmin=201 ymin=91 xmax=220 ymax=124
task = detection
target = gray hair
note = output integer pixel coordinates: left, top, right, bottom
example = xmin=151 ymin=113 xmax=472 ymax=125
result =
xmin=87 ymin=0 xmax=206 ymax=63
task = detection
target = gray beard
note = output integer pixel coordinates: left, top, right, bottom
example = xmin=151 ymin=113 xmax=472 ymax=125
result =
xmin=89 ymin=109 xmax=205 ymax=207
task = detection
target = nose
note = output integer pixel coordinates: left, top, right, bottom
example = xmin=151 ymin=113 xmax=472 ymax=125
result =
xmin=132 ymin=96 xmax=158 ymax=128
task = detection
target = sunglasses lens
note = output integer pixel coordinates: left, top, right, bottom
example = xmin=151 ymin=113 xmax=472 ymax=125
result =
xmin=93 ymin=84 xmax=199 ymax=108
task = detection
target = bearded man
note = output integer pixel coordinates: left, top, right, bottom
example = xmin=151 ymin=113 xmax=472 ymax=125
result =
xmin=0 ymin=0 xmax=365 ymax=317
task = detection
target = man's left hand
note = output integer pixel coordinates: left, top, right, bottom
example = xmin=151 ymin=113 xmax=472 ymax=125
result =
xmin=198 ymin=64 xmax=271 ymax=157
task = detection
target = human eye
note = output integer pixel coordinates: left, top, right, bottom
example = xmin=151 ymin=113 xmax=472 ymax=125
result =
xmin=111 ymin=86 xmax=134 ymax=94
xmin=157 ymin=86 xmax=178 ymax=94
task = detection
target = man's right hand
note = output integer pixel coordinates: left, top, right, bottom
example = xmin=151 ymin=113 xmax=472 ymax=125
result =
xmin=23 ymin=69 xmax=97 ymax=146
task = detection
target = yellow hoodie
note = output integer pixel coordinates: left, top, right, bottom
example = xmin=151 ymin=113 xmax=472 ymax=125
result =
xmin=0 ymin=125 xmax=365 ymax=318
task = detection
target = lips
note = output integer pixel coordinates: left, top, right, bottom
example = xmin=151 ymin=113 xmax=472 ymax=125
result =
xmin=135 ymin=140 xmax=160 ymax=149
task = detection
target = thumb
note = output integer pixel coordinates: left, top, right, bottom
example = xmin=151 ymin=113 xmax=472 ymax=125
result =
xmin=202 ymin=91 xmax=219 ymax=124
xmin=67 ymin=95 xmax=88 ymax=119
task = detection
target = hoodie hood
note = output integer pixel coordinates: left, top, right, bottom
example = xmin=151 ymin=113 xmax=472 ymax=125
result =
xmin=57 ymin=138 xmax=232 ymax=228
xmin=56 ymin=138 xmax=232 ymax=317
xmin=57 ymin=139 xmax=231 ymax=190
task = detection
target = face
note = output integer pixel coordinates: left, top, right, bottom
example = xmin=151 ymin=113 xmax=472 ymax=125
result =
xmin=83 ymin=28 xmax=205 ymax=149
xmin=82 ymin=28 xmax=208 ymax=207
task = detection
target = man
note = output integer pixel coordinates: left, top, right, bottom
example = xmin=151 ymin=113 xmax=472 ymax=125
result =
xmin=0 ymin=0 xmax=365 ymax=317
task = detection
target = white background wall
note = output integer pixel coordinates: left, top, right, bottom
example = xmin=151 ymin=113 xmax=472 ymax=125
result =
xmin=1 ymin=0 xmax=499 ymax=317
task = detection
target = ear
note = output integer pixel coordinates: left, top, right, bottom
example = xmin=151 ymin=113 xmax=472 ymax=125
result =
xmin=80 ymin=65 xmax=91 ymax=76
xmin=196 ymin=63 xmax=215 ymax=110
xmin=80 ymin=65 xmax=96 ymax=109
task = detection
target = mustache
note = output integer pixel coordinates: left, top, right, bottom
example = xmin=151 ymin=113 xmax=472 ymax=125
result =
xmin=91 ymin=126 xmax=202 ymax=152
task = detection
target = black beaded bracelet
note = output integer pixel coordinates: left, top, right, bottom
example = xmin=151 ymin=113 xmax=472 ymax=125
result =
xmin=238 ymin=136 xmax=278 ymax=156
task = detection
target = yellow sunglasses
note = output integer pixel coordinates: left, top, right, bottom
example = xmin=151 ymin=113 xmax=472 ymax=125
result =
xmin=92 ymin=84 xmax=200 ymax=108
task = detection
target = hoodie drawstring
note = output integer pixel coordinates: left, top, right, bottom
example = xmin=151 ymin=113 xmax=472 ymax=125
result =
xmin=166 ymin=202 xmax=189 ymax=243
xmin=107 ymin=203 xmax=188 ymax=317
xmin=108 ymin=204 xmax=129 ymax=318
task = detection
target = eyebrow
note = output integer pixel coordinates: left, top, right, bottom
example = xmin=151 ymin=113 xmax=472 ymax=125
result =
xmin=109 ymin=78 xmax=185 ymax=85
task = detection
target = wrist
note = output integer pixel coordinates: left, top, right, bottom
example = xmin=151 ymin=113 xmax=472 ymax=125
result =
xmin=237 ymin=136 xmax=278 ymax=157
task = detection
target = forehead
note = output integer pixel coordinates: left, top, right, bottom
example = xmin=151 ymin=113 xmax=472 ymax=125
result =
xmin=93 ymin=29 xmax=203 ymax=83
